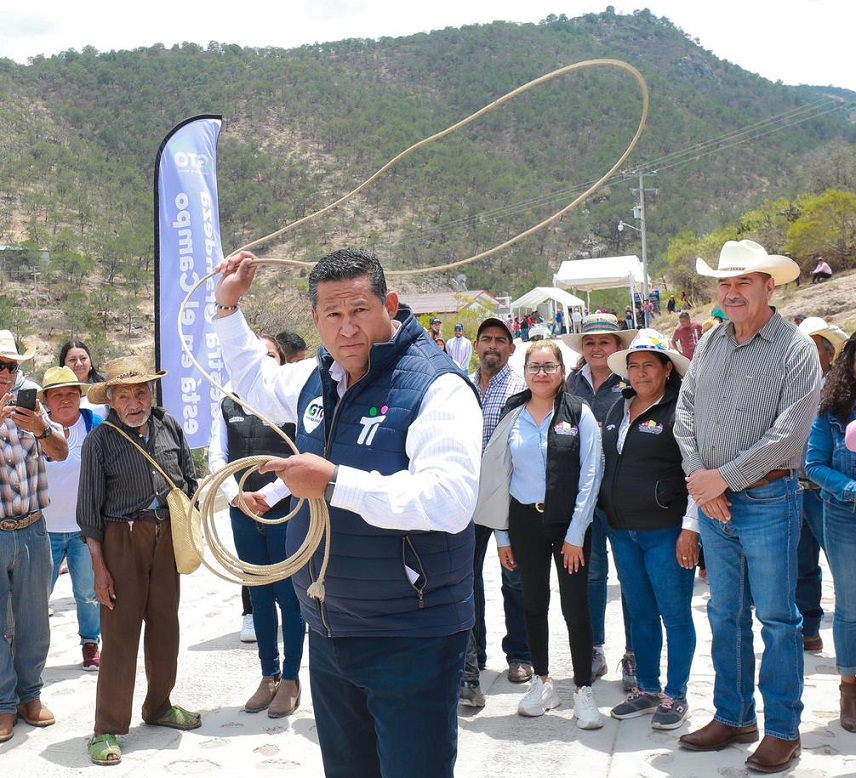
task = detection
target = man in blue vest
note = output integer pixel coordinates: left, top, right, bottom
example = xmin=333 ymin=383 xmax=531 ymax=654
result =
xmin=213 ymin=248 xmax=482 ymax=778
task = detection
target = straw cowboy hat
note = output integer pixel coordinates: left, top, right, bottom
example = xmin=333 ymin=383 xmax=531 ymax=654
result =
xmin=562 ymin=313 xmax=637 ymax=351
xmin=87 ymin=356 xmax=167 ymax=405
xmin=696 ymin=240 xmax=799 ymax=286
xmin=798 ymin=316 xmax=848 ymax=355
xmin=607 ymin=328 xmax=690 ymax=379
xmin=0 ymin=330 xmax=35 ymax=362
xmin=37 ymin=366 xmax=87 ymax=402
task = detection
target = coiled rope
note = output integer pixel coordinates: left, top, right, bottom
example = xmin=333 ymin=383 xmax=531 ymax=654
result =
xmin=179 ymin=59 xmax=649 ymax=595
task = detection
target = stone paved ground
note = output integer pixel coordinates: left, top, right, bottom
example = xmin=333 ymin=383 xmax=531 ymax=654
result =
xmin=3 ymin=511 xmax=854 ymax=776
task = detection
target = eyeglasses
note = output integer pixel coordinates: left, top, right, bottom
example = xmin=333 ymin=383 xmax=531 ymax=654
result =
xmin=0 ymin=361 xmax=19 ymax=374
xmin=525 ymin=363 xmax=560 ymax=375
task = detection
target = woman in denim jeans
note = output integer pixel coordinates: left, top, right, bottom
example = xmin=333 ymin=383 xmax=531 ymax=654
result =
xmin=805 ymin=331 xmax=856 ymax=733
xmin=599 ymin=330 xmax=698 ymax=730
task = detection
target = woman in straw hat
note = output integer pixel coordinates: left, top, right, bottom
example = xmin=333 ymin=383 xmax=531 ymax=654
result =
xmin=562 ymin=313 xmax=637 ymax=688
xmin=599 ymin=329 xmax=698 ymax=731
xmin=39 ymin=366 xmax=103 ymax=671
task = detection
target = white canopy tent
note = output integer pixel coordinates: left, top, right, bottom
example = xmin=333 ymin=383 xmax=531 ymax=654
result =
xmin=553 ymin=256 xmax=649 ymax=327
xmin=509 ymin=286 xmax=585 ymax=332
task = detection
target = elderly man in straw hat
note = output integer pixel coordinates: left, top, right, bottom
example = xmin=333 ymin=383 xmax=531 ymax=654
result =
xmin=794 ymin=316 xmax=847 ymax=655
xmin=674 ymin=240 xmax=821 ymax=773
xmin=76 ymin=356 xmax=199 ymax=766
xmin=0 ymin=331 xmax=68 ymax=744
xmin=40 ymin=366 xmax=104 ymax=671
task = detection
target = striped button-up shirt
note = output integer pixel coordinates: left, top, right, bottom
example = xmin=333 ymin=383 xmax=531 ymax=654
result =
xmin=76 ymin=407 xmax=198 ymax=542
xmin=674 ymin=310 xmax=821 ymax=492
xmin=471 ymin=363 xmax=527 ymax=451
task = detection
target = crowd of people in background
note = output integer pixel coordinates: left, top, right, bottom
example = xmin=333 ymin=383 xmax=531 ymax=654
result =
xmin=1 ymin=237 xmax=852 ymax=776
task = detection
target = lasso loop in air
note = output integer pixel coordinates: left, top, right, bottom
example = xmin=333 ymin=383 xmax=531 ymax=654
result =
xmin=179 ymin=59 xmax=649 ymax=592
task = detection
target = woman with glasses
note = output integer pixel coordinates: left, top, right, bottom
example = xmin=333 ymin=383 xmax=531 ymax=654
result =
xmin=474 ymin=341 xmax=603 ymax=728
xmin=806 ymin=331 xmax=856 ymax=733
xmin=598 ymin=330 xmax=698 ymax=731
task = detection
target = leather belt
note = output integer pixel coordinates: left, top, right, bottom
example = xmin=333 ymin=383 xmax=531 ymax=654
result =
xmin=0 ymin=510 xmax=43 ymax=532
xmin=136 ymin=507 xmax=170 ymax=523
xmin=518 ymin=501 xmax=545 ymax=513
xmin=746 ymin=469 xmax=791 ymax=490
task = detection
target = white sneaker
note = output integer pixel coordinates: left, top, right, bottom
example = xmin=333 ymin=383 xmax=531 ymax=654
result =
xmin=518 ymin=676 xmax=560 ymax=717
xmin=239 ymin=614 xmax=256 ymax=643
xmin=574 ymin=685 xmax=604 ymax=729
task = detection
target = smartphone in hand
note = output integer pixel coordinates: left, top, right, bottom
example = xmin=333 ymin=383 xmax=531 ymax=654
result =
xmin=15 ymin=388 xmax=37 ymax=411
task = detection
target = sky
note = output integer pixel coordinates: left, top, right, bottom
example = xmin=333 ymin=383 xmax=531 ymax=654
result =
xmin=0 ymin=0 xmax=853 ymax=91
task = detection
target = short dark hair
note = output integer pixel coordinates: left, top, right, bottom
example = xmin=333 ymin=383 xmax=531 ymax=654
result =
xmin=276 ymin=331 xmax=307 ymax=358
xmin=308 ymin=248 xmax=387 ymax=309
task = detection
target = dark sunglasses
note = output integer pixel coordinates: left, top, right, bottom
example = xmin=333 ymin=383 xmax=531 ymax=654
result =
xmin=0 ymin=361 xmax=20 ymax=374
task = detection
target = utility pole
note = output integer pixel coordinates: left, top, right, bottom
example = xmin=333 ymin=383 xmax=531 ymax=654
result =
xmin=631 ymin=171 xmax=658 ymax=308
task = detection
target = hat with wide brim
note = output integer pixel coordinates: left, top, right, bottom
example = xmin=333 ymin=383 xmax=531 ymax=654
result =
xmin=696 ymin=240 xmax=799 ymax=286
xmin=562 ymin=313 xmax=637 ymax=351
xmin=87 ymin=356 xmax=167 ymax=405
xmin=0 ymin=329 xmax=35 ymax=362
xmin=798 ymin=316 xmax=849 ymax=355
xmin=37 ymin=366 xmax=87 ymax=402
xmin=607 ymin=328 xmax=690 ymax=379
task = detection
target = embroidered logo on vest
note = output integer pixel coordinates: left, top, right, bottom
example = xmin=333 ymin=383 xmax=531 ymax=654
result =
xmin=302 ymin=396 xmax=325 ymax=433
xmin=357 ymin=405 xmax=388 ymax=446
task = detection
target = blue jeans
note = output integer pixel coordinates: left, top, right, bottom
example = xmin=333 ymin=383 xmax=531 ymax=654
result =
xmin=230 ymin=506 xmax=305 ymax=679
xmin=610 ymin=527 xmax=696 ymax=700
xmin=49 ymin=531 xmax=100 ymax=644
xmin=796 ymin=488 xmax=825 ymax=638
xmin=0 ymin=517 xmax=52 ymax=714
xmin=588 ymin=507 xmax=633 ymax=650
xmin=822 ymin=499 xmax=856 ymax=675
xmin=699 ymin=478 xmax=803 ymax=740
xmin=464 ymin=524 xmax=529 ymax=681
xmin=309 ymin=628 xmax=467 ymax=778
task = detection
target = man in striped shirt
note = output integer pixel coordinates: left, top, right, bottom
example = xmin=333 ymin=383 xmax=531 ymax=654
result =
xmin=674 ymin=241 xmax=821 ymax=773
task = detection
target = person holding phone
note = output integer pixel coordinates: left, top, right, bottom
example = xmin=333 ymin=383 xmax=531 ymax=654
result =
xmin=0 ymin=330 xmax=69 ymax=743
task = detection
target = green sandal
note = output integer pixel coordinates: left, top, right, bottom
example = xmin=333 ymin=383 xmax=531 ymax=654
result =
xmin=89 ymin=733 xmax=122 ymax=765
xmin=145 ymin=704 xmax=202 ymax=731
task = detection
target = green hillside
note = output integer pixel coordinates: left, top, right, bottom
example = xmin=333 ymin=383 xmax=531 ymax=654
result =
xmin=0 ymin=8 xmax=854 ymax=358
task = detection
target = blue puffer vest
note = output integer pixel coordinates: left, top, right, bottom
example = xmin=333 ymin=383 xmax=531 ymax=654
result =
xmin=289 ymin=315 xmax=476 ymax=637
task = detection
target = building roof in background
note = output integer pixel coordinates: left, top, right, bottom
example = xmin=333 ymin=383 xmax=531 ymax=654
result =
xmin=398 ymin=290 xmax=500 ymax=316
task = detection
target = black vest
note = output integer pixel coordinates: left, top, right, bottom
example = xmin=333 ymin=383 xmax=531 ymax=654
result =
xmin=600 ymin=384 xmax=688 ymax=531
xmin=502 ymin=388 xmax=584 ymax=529
xmin=221 ymin=395 xmax=295 ymax=509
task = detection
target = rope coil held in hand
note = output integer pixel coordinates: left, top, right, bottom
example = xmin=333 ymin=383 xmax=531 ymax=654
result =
xmin=178 ymin=59 xmax=650 ymax=596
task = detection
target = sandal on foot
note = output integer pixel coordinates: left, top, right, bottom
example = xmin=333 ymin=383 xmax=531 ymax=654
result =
xmin=145 ymin=704 xmax=201 ymax=730
xmin=89 ymin=733 xmax=121 ymax=765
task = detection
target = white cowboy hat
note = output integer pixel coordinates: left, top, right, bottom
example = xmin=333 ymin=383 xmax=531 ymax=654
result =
xmin=0 ymin=330 xmax=35 ymax=362
xmin=607 ymin=328 xmax=690 ymax=379
xmin=562 ymin=313 xmax=637 ymax=351
xmin=37 ymin=365 xmax=87 ymax=402
xmin=696 ymin=240 xmax=799 ymax=286
xmin=798 ymin=316 xmax=848 ymax=354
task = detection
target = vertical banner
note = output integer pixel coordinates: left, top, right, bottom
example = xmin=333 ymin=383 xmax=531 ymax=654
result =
xmin=154 ymin=114 xmax=224 ymax=450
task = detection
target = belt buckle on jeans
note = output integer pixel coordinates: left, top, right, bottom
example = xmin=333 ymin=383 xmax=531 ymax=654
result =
xmin=534 ymin=502 xmax=545 ymax=513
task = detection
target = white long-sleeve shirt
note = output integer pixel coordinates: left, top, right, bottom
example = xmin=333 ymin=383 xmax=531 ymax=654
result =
xmin=213 ymin=311 xmax=483 ymax=534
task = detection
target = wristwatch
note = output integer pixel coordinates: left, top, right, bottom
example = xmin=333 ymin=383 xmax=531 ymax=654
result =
xmin=36 ymin=424 xmax=53 ymax=440
xmin=324 ymin=466 xmax=339 ymax=503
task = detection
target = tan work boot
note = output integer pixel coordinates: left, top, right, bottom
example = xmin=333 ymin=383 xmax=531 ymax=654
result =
xmin=244 ymin=675 xmax=281 ymax=713
xmin=268 ymin=678 xmax=300 ymax=718
xmin=841 ymin=682 xmax=856 ymax=732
